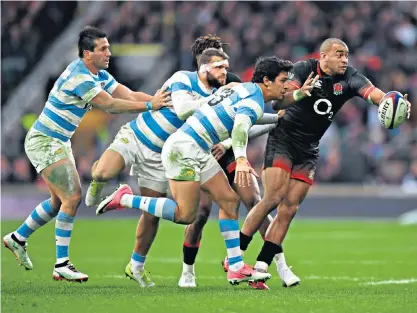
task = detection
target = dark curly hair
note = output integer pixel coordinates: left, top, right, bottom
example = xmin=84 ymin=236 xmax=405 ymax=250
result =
xmin=191 ymin=34 xmax=228 ymax=58
xmin=251 ymin=56 xmax=293 ymax=83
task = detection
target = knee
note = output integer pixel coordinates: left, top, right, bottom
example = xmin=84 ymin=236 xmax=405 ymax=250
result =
xmin=262 ymin=192 xmax=285 ymax=210
xmin=62 ymin=193 xmax=82 ymax=208
xmin=222 ymin=192 xmax=240 ymax=212
xmin=279 ymin=198 xmax=299 ymax=218
xmin=175 ymin=209 xmax=197 ymax=225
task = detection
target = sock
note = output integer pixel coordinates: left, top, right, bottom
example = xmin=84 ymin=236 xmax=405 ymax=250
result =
xmin=239 ymin=231 xmax=253 ymax=252
xmin=121 ymin=195 xmax=176 ymax=221
xmin=15 ymin=199 xmax=58 ymax=241
xmin=131 ymin=251 xmax=146 ymax=272
xmin=219 ymin=219 xmax=244 ymax=271
xmin=183 ymin=241 xmax=200 ymax=270
xmin=274 ymin=252 xmax=288 ymax=270
xmin=55 ymin=212 xmax=75 ymax=264
xmin=256 ymin=241 xmax=283 ymax=266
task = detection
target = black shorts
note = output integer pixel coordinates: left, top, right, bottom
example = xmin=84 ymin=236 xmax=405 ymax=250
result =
xmin=264 ymin=126 xmax=319 ymax=185
xmin=218 ymin=149 xmax=236 ymax=186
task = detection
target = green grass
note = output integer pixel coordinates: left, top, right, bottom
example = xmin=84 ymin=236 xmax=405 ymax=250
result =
xmin=2 ymin=219 xmax=417 ymax=313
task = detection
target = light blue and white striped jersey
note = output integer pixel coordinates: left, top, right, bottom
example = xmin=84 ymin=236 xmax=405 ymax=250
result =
xmin=129 ymin=71 xmax=214 ymax=153
xmin=181 ymin=83 xmax=265 ymax=152
xmin=33 ymin=59 xmax=118 ymax=142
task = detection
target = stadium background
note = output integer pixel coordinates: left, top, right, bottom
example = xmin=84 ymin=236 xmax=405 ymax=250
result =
xmin=1 ymin=1 xmax=417 ymax=218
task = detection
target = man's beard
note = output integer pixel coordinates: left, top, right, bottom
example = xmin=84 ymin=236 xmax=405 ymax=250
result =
xmin=207 ymin=73 xmax=225 ymax=89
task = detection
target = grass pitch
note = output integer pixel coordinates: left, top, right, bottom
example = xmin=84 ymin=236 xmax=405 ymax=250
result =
xmin=2 ymin=219 xmax=417 ymax=313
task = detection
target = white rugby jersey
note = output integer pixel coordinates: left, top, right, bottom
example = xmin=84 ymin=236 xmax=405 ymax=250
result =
xmin=181 ymin=83 xmax=265 ymax=151
xmin=33 ymin=59 xmax=118 ymax=142
xmin=129 ymin=71 xmax=214 ymax=153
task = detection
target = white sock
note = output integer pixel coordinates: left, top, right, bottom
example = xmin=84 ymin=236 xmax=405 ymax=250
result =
xmin=254 ymin=261 xmax=269 ymax=272
xmin=182 ymin=263 xmax=194 ymax=274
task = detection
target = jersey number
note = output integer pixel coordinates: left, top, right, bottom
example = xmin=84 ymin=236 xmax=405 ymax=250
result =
xmin=313 ymin=99 xmax=334 ymax=120
xmin=208 ymin=88 xmax=235 ymax=106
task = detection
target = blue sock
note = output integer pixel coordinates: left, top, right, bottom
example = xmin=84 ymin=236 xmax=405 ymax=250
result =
xmin=121 ymin=194 xmax=176 ymax=221
xmin=55 ymin=212 xmax=75 ymax=264
xmin=14 ymin=199 xmax=58 ymax=241
xmin=219 ymin=219 xmax=244 ymax=271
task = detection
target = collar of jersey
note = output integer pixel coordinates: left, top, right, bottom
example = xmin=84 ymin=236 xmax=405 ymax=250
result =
xmin=79 ymin=58 xmax=99 ymax=78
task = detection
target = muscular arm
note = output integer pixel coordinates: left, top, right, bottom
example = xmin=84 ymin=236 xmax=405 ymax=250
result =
xmin=111 ymin=84 xmax=153 ymax=102
xmin=91 ymin=90 xmax=150 ymax=114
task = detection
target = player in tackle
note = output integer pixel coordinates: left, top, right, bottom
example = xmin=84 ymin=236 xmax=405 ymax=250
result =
xmin=96 ymin=56 xmax=294 ymax=285
xmin=3 ymin=26 xmax=170 ymax=282
xmin=178 ymin=35 xmax=290 ymax=289
xmin=85 ymin=48 xmax=234 ymax=286
xmin=238 ymin=38 xmax=412 ymax=283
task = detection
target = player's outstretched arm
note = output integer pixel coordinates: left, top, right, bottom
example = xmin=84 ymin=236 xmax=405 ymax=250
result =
xmin=248 ymin=124 xmax=276 ymax=139
xmin=111 ymin=84 xmax=154 ymax=102
xmin=91 ymin=88 xmax=170 ymax=114
xmin=272 ymin=72 xmax=319 ymax=110
xmin=255 ymin=112 xmax=279 ymax=125
xmin=355 ymin=73 xmax=411 ymax=119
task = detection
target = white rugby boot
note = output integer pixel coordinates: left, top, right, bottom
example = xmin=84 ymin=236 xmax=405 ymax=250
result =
xmin=3 ymin=233 xmax=33 ymax=270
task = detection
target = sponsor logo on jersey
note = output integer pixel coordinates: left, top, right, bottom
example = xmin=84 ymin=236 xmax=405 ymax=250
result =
xmin=333 ymin=83 xmax=343 ymax=96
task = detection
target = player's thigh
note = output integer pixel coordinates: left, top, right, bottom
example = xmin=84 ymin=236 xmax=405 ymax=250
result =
xmin=169 ymin=179 xmax=201 ymax=218
xmin=281 ymin=178 xmax=311 ymax=212
xmin=41 ymin=158 xmax=82 ymax=203
xmin=233 ymin=173 xmax=261 ymax=209
xmin=201 ymin=170 xmax=239 ymax=210
xmin=95 ymin=124 xmax=138 ymax=179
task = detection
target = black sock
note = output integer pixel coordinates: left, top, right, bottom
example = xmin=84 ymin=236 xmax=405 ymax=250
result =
xmin=11 ymin=233 xmax=25 ymax=246
xmin=256 ymin=241 xmax=283 ymax=266
xmin=240 ymin=231 xmax=253 ymax=251
xmin=183 ymin=243 xmax=200 ymax=265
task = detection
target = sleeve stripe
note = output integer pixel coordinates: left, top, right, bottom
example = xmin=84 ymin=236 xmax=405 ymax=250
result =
xmin=171 ymin=82 xmax=192 ymax=93
xmin=361 ymin=85 xmax=375 ymax=99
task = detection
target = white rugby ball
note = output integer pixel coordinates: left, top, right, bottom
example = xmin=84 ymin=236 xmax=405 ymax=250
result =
xmin=378 ymin=91 xmax=407 ymax=129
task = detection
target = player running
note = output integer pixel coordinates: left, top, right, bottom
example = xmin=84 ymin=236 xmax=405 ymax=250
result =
xmin=2 ymin=26 xmax=170 ymax=282
xmin=238 ymin=38 xmax=412 ymax=283
xmin=96 ymin=56 xmax=294 ymax=285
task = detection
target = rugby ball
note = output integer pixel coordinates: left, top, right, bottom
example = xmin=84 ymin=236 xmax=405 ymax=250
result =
xmin=378 ymin=91 xmax=407 ymax=129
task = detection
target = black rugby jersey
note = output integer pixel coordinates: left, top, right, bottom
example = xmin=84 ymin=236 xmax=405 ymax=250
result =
xmin=282 ymin=58 xmax=375 ymax=144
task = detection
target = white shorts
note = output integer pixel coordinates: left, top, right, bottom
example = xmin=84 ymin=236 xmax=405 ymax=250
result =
xmin=161 ymin=130 xmax=222 ymax=184
xmin=107 ymin=124 xmax=168 ymax=194
xmin=25 ymin=128 xmax=75 ymax=173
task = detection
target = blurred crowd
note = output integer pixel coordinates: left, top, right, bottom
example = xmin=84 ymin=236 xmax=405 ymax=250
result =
xmin=2 ymin=1 xmax=417 ymax=191
xmin=1 ymin=1 xmax=78 ymax=104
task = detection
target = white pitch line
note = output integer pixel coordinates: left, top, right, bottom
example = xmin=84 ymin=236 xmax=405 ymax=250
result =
xmin=361 ymin=278 xmax=417 ymax=286
xmin=305 ymin=275 xmax=376 ymax=281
